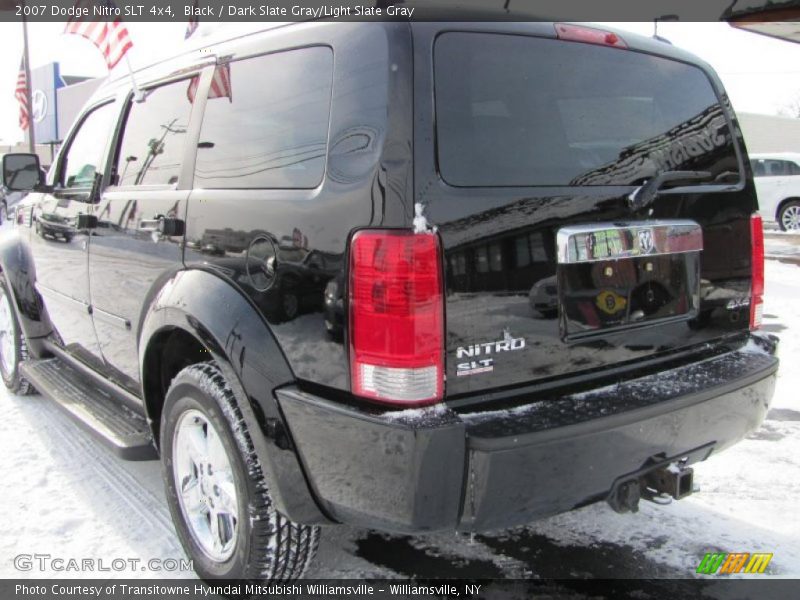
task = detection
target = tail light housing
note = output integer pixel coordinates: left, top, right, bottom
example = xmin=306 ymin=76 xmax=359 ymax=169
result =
xmin=349 ymin=230 xmax=444 ymax=406
xmin=750 ymin=213 xmax=764 ymax=330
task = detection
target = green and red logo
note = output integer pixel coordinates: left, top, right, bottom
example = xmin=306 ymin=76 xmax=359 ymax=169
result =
xmin=696 ymin=552 xmax=773 ymax=575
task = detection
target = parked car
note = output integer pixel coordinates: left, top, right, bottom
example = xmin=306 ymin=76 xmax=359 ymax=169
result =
xmin=0 ymin=17 xmax=778 ymax=583
xmin=751 ymin=152 xmax=800 ymax=230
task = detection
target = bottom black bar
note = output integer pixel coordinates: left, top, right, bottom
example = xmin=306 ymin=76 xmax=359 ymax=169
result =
xmin=1 ymin=579 xmax=797 ymax=600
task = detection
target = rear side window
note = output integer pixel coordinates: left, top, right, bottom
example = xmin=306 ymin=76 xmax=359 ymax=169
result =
xmin=115 ymin=80 xmax=193 ymax=187
xmin=435 ymin=32 xmax=740 ymax=187
xmin=193 ymin=47 xmax=333 ymax=189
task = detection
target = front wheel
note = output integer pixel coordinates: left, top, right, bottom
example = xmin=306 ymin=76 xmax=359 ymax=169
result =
xmin=161 ymin=363 xmax=319 ymax=581
xmin=0 ymin=278 xmax=35 ymax=395
xmin=779 ymin=200 xmax=800 ymax=231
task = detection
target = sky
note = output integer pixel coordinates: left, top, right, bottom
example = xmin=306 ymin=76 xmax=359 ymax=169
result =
xmin=1 ymin=20 xmax=800 ymax=144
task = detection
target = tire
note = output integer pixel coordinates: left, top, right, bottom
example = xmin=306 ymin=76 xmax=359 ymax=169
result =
xmin=279 ymin=288 xmax=299 ymax=321
xmin=161 ymin=362 xmax=319 ymax=582
xmin=778 ymin=199 xmax=800 ymax=231
xmin=0 ymin=277 xmax=35 ymax=395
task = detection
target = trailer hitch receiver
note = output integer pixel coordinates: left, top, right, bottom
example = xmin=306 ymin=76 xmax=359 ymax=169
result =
xmin=608 ymin=460 xmax=696 ymax=514
xmin=642 ymin=463 xmax=694 ymax=501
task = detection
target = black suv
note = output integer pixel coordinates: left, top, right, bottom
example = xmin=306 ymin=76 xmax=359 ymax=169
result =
xmin=0 ymin=18 xmax=778 ymax=582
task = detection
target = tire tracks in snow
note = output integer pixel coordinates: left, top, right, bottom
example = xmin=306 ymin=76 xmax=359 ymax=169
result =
xmin=26 ymin=395 xmax=183 ymax=555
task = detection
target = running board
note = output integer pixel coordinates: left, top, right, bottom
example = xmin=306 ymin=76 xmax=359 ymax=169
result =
xmin=20 ymin=358 xmax=156 ymax=460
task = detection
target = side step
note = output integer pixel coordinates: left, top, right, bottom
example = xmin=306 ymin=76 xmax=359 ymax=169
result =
xmin=20 ymin=358 xmax=156 ymax=460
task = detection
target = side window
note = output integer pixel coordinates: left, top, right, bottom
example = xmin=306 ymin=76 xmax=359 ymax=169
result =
xmin=114 ymin=79 xmax=194 ymax=187
xmin=766 ymin=160 xmax=786 ymax=176
xmin=778 ymin=160 xmax=796 ymax=176
xmin=790 ymin=162 xmax=800 ymax=176
xmin=753 ymin=160 xmax=766 ymax=177
xmin=194 ymin=47 xmax=333 ymax=189
xmin=60 ymin=102 xmax=117 ymax=190
xmin=515 ymin=235 xmax=531 ymax=267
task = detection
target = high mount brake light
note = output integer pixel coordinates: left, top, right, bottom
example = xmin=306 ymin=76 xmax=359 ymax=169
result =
xmin=750 ymin=213 xmax=764 ymax=330
xmin=554 ymin=23 xmax=628 ymax=49
xmin=349 ymin=230 xmax=444 ymax=406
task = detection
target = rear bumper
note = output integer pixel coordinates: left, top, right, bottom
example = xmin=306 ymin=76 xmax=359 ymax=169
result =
xmin=277 ymin=338 xmax=778 ymax=533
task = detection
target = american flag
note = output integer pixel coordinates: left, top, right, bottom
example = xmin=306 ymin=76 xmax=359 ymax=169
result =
xmin=185 ymin=19 xmax=198 ymax=40
xmin=185 ymin=0 xmax=199 ymax=39
xmin=64 ymin=0 xmax=133 ymax=70
xmin=15 ymin=57 xmax=29 ymax=131
xmin=186 ymin=64 xmax=232 ymax=104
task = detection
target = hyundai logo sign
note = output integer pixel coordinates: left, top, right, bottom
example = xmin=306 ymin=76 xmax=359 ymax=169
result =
xmin=32 ymin=89 xmax=47 ymax=124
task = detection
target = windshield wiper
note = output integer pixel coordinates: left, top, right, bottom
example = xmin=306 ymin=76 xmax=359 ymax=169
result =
xmin=628 ymin=170 xmax=712 ymax=212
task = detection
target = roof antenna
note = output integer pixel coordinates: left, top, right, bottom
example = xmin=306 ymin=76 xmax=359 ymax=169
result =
xmin=504 ymin=0 xmax=511 ymax=9
xmin=653 ymin=14 xmax=679 ymax=44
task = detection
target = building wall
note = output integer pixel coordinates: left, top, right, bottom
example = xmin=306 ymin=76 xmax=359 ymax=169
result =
xmin=738 ymin=112 xmax=800 ymax=154
xmin=57 ymin=78 xmax=103 ymax=141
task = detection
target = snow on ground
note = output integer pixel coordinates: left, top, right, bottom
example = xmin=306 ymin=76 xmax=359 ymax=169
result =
xmin=1 ymin=260 xmax=799 ymax=583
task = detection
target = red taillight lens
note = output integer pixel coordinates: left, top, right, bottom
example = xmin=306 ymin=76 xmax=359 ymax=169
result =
xmin=554 ymin=23 xmax=627 ymax=48
xmin=750 ymin=213 xmax=765 ymax=330
xmin=349 ymin=230 xmax=444 ymax=406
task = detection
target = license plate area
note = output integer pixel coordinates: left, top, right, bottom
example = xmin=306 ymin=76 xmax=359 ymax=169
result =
xmin=556 ymin=221 xmax=702 ymax=340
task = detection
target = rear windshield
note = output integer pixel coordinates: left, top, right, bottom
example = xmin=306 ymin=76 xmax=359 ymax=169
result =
xmin=434 ymin=32 xmax=741 ymax=187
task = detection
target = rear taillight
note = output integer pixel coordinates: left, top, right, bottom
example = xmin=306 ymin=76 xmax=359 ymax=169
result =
xmin=554 ymin=23 xmax=627 ymax=48
xmin=750 ymin=213 xmax=765 ymax=330
xmin=349 ymin=230 xmax=444 ymax=406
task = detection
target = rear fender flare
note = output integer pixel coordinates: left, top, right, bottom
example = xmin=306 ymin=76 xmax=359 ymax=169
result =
xmin=139 ymin=268 xmax=329 ymax=524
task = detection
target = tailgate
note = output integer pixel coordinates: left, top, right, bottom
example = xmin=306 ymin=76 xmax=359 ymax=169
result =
xmin=413 ymin=25 xmax=756 ymax=397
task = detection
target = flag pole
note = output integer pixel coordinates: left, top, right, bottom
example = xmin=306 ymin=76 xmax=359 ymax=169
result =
xmin=124 ymin=54 xmax=144 ymax=102
xmin=21 ymin=2 xmax=35 ymax=153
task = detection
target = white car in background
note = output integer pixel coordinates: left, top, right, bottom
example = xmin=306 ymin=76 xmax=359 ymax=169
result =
xmin=751 ymin=153 xmax=800 ymax=231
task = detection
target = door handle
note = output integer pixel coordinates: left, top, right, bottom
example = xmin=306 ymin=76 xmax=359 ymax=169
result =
xmin=137 ymin=219 xmax=160 ymax=232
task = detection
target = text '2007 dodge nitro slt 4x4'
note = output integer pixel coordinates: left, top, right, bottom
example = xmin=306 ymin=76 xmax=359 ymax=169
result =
xmin=0 ymin=16 xmax=778 ymax=582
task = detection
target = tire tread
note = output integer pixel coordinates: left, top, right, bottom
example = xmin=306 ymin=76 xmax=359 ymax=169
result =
xmin=170 ymin=363 xmax=318 ymax=582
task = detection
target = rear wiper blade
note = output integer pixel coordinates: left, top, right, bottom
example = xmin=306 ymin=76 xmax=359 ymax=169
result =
xmin=628 ymin=170 xmax=712 ymax=212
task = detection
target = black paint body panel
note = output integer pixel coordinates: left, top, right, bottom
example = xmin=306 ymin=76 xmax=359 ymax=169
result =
xmin=280 ymin=342 xmax=777 ymax=532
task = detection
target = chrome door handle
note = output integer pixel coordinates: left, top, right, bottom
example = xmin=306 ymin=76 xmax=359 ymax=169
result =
xmin=137 ymin=219 xmax=160 ymax=232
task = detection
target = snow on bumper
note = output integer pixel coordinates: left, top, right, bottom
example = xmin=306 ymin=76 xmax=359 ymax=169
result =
xmin=277 ymin=338 xmax=778 ymax=533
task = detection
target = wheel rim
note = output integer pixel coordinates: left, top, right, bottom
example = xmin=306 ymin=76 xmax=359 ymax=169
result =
xmin=781 ymin=205 xmax=800 ymax=231
xmin=0 ymin=289 xmax=16 ymax=376
xmin=173 ymin=409 xmax=239 ymax=562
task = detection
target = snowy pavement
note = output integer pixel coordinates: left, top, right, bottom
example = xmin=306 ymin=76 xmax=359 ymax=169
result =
xmin=764 ymin=230 xmax=800 ymax=264
xmin=1 ymin=261 xmax=799 ymax=584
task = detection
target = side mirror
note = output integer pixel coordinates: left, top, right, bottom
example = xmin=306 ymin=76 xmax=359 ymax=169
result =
xmin=2 ymin=153 xmax=42 ymax=192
